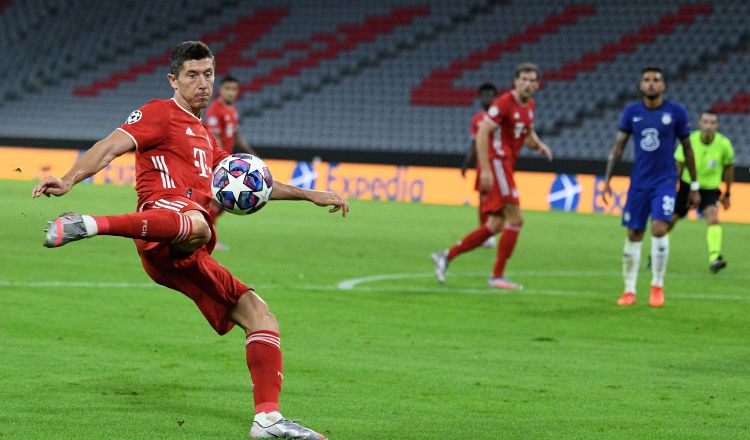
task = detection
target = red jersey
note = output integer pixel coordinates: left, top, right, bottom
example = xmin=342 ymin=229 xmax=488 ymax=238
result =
xmin=117 ymin=98 xmax=229 ymax=209
xmin=483 ymin=91 xmax=535 ymax=168
xmin=204 ymin=99 xmax=240 ymax=153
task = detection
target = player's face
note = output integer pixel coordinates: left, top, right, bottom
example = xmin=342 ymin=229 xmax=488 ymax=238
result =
xmin=699 ymin=113 xmax=718 ymax=135
xmin=479 ymin=89 xmax=497 ymax=110
xmin=219 ymin=81 xmax=240 ymax=104
xmin=639 ymin=71 xmax=665 ymax=99
xmin=513 ymin=71 xmax=539 ymax=101
xmin=168 ymin=58 xmax=215 ymax=110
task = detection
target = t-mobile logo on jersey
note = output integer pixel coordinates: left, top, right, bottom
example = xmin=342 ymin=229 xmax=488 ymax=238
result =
xmin=193 ymin=148 xmax=211 ymax=177
xmin=141 ymin=220 xmax=148 ymax=237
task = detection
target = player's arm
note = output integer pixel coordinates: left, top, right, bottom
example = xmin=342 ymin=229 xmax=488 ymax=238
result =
xmin=721 ymin=164 xmax=733 ymax=209
xmin=235 ymin=130 xmax=257 ymax=155
xmin=460 ymin=140 xmax=476 ymax=177
xmin=525 ymin=128 xmax=553 ymax=161
xmin=601 ymin=131 xmax=630 ymax=205
xmin=32 ymin=130 xmax=135 ymax=198
xmin=679 ymin=136 xmax=701 ymax=209
xmin=270 ymin=181 xmax=349 ymax=217
xmin=476 ymin=121 xmax=496 ymax=191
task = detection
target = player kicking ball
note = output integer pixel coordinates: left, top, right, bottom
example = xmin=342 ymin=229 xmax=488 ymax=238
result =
xmin=433 ymin=63 xmax=553 ymax=289
xmin=602 ymin=67 xmax=699 ymax=308
xmin=32 ymin=41 xmax=347 ymax=439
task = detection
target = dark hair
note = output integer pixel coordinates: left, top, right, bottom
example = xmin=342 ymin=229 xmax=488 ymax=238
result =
xmin=515 ymin=62 xmax=540 ymax=79
xmin=701 ymin=109 xmax=718 ymax=117
xmin=169 ymin=41 xmax=214 ymax=76
xmin=220 ymin=75 xmax=239 ymax=85
xmin=641 ymin=66 xmax=663 ymax=76
xmin=477 ymin=83 xmax=498 ymax=94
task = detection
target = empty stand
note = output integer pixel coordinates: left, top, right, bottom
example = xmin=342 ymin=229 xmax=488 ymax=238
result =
xmin=0 ymin=0 xmax=748 ymax=165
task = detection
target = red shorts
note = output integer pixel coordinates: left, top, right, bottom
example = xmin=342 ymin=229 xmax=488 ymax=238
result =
xmin=134 ymin=193 xmax=249 ymax=335
xmin=479 ymin=158 xmax=519 ymax=215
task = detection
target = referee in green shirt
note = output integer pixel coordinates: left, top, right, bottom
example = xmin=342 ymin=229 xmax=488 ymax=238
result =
xmin=670 ymin=110 xmax=735 ymax=273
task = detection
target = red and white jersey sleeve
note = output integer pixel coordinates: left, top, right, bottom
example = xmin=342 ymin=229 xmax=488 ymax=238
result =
xmin=470 ymin=111 xmax=485 ymax=139
xmin=117 ymin=100 xmax=170 ymax=151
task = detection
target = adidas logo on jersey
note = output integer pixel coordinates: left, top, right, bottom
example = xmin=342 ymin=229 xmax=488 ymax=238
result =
xmin=186 ymin=126 xmax=196 ymax=136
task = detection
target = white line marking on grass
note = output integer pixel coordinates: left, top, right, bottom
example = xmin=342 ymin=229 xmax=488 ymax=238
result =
xmin=335 ymin=272 xmax=750 ymax=301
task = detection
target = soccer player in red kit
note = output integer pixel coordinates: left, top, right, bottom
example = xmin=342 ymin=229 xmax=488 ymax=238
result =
xmin=433 ymin=63 xmax=552 ymax=289
xmin=460 ymin=83 xmax=498 ymax=248
xmin=205 ymin=74 xmax=255 ymax=248
xmin=32 ymin=41 xmax=346 ymax=440
xmin=205 ymin=74 xmax=254 ymax=155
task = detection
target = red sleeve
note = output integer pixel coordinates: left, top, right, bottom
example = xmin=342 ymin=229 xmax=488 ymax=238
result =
xmin=470 ymin=113 xmax=482 ymax=139
xmin=117 ymin=100 xmax=169 ymax=151
xmin=484 ymin=95 xmax=509 ymax=128
xmin=204 ymin=102 xmax=223 ymax=134
xmin=208 ymin=128 xmax=229 ymax=167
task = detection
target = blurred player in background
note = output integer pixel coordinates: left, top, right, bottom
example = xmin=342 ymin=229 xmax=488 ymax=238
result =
xmin=433 ymin=63 xmax=553 ymax=289
xmin=33 ymin=41 xmax=347 ymax=439
xmin=460 ymin=82 xmax=498 ymax=249
xmin=205 ymin=74 xmax=254 ymax=155
xmin=669 ymin=110 xmax=735 ymax=273
xmin=205 ymin=75 xmax=256 ymax=249
xmin=602 ymin=67 xmax=699 ymax=308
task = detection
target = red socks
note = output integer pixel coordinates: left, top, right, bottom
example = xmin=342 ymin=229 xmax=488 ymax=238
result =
xmin=92 ymin=210 xmax=192 ymax=243
xmin=447 ymin=225 xmax=493 ymax=260
xmin=493 ymin=225 xmax=521 ymax=277
xmin=246 ymin=331 xmax=283 ymax=415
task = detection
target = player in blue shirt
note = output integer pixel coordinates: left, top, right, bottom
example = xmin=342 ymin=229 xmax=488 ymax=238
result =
xmin=601 ymin=67 xmax=699 ymax=307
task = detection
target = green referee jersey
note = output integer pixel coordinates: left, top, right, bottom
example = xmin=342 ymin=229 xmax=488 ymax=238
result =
xmin=674 ymin=130 xmax=735 ymax=189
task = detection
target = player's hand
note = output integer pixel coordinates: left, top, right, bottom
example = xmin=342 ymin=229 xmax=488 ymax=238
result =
xmin=539 ymin=144 xmax=553 ymax=162
xmin=32 ymin=176 xmax=71 ymax=198
xmin=688 ymin=190 xmax=700 ymax=210
xmin=601 ymin=181 xmax=612 ymax=206
xmin=479 ymin=169 xmax=493 ymax=192
xmin=309 ymin=190 xmax=349 ymax=217
xmin=720 ymin=193 xmax=731 ymax=210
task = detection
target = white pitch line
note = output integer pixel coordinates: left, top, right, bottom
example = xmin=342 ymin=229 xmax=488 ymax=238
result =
xmin=337 ymin=270 xmax=750 ymax=290
xmin=334 ymin=272 xmax=750 ymax=301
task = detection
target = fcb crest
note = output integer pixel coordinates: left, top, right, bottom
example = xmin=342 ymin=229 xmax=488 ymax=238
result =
xmin=661 ymin=113 xmax=672 ymax=125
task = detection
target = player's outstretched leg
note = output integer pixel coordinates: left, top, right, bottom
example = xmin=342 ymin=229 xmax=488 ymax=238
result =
xmin=44 ymin=212 xmax=90 ymax=247
xmin=44 ymin=209 xmax=205 ymax=248
xmin=231 ymin=292 xmax=327 ymax=440
xmin=431 ymin=250 xmax=449 ymax=284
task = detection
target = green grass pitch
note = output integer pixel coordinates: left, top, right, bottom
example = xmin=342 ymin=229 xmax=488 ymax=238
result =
xmin=1 ymin=179 xmax=748 ymax=439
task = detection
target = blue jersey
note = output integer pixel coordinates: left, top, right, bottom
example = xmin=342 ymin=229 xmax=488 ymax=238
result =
xmin=619 ymin=99 xmax=691 ymax=189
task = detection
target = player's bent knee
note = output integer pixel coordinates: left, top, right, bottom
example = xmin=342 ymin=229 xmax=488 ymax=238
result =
xmin=231 ymin=290 xmax=279 ymax=333
xmin=186 ymin=211 xmax=212 ymax=245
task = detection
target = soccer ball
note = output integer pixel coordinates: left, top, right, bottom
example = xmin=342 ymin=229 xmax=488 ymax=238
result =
xmin=211 ymin=154 xmax=273 ymax=215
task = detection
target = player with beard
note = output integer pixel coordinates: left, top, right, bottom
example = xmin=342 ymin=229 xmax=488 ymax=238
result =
xmin=433 ymin=63 xmax=552 ymax=289
xmin=33 ymin=41 xmax=345 ymax=439
xmin=602 ymin=67 xmax=699 ymax=307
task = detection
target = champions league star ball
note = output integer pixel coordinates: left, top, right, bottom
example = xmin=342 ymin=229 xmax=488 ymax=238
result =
xmin=211 ymin=154 xmax=273 ymax=215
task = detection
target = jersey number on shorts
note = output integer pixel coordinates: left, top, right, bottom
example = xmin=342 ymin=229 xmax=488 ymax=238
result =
xmin=662 ymin=195 xmax=675 ymax=216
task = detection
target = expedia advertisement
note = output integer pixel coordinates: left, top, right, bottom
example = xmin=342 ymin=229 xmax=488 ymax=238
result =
xmin=3 ymin=146 xmax=748 ymax=223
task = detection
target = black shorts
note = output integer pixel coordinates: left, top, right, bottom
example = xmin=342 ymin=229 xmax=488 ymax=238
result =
xmin=674 ymin=180 xmax=720 ymax=218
